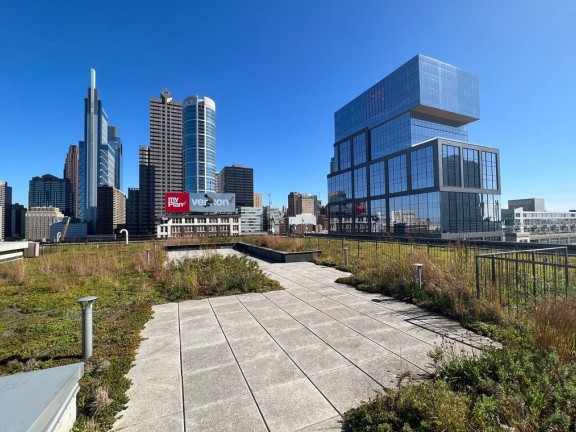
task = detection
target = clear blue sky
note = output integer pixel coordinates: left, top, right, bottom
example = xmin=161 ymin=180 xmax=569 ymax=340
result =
xmin=1 ymin=0 xmax=575 ymax=210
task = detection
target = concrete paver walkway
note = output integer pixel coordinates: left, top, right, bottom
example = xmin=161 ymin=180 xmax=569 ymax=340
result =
xmin=113 ymin=250 xmax=496 ymax=431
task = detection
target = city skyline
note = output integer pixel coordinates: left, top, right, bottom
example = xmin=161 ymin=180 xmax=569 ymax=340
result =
xmin=1 ymin=2 xmax=575 ymax=210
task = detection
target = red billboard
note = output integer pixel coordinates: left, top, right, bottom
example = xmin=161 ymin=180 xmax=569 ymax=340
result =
xmin=165 ymin=192 xmax=190 ymax=213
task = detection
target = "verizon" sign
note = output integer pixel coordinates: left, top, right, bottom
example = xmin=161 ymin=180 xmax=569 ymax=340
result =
xmin=165 ymin=192 xmax=190 ymax=213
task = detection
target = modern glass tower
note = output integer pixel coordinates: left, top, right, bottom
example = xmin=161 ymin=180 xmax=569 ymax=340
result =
xmin=182 ymin=96 xmax=216 ymax=193
xmin=79 ymin=68 xmax=108 ymax=233
xmin=327 ymin=55 xmax=501 ymax=240
xmin=107 ymin=125 xmax=123 ymax=190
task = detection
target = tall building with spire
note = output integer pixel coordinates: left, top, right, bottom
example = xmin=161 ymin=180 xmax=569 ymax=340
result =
xmin=64 ymin=144 xmax=79 ymax=218
xmin=182 ymin=96 xmax=216 ymax=193
xmin=79 ymin=68 xmax=108 ymax=233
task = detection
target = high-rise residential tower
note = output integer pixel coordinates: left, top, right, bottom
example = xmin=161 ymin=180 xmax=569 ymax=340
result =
xmin=79 ymin=68 xmax=108 ymax=233
xmin=327 ymin=55 xmax=501 ymax=240
xmin=137 ymin=145 xmax=155 ymax=234
xmin=182 ymin=96 xmax=216 ymax=193
xmin=216 ymin=164 xmax=253 ymax=207
xmin=147 ymin=89 xmax=183 ymax=220
xmin=64 ymin=144 xmax=79 ymax=218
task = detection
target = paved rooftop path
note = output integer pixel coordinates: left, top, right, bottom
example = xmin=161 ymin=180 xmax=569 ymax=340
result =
xmin=113 ymin=250 xmax=496 ymax=432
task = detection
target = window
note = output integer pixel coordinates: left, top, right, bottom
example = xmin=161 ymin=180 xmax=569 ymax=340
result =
xmin=370 ymin=161 xmax=386 ymax=196
xmin=340 ymin=140 xmax=351 ymax=170
xmin=388 ymin=155 xmax=407 ymax=193
xmin=481 ymin=151 xmax=498 ymax=190
xmin=463 ymin=148 xmax=480 ymax=188
xmin=410 ymin=146 xmax=434 ymax=190
xmin=442 ymin=144 xmax=461 ymax=187
xmin=354 ymin=168 xmax=367 ymax=198
xmin=352 ymin=133 xmax=366 ymax=166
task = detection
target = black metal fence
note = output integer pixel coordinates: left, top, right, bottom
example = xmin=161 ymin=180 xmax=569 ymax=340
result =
xmin=475 ymin=247 xmax=576 ymax=313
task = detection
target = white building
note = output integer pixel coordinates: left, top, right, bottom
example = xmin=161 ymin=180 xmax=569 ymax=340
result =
xmin=156 ymin=215 xmax=240 ymax=239
xmin=502 ymin=199 xmax=576 ymax=244
xmin=25 ymin=207 xmax=64 ymax=241
xmin=240 ymin=207 xmax=263 ymax=234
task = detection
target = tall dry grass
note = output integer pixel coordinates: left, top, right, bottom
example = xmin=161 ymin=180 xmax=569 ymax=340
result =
xmin=524 ymin=297 xmax=576 ymax=363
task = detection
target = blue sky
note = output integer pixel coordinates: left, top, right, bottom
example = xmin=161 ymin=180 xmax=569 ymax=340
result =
xmin=1 ymin=0 xmax=575 ymax=210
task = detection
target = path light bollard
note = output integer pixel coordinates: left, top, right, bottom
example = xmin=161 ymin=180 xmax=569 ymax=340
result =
xmin=343 ymin=247 xmax=350 ymax=267
xmin=120 ymin=228 xmax=129 ymax=245
xmin=77 ymin=296 xmax=98 ymax=359
xmin=412 ymin=263 xmax=423 ymax=290
xmin=146 ymin=249 xmax=151 ymax=266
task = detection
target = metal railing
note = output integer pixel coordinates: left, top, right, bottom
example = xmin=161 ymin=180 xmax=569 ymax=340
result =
xmin=475 ymin=247 xmax=576 ymax=313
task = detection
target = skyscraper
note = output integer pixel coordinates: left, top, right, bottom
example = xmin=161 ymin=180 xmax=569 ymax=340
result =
xmin=108 ymin=125 xmax=123 ymax=190
xmin=182 ymin=96 xmax=216 ymax=193
xmin=28 ymin=174 xmax=72 ymax=216
xmin=79 ymin=68 xmax=108 ymax=233
xmin=147 ymin=89 xmax=183 ymax=220
xmin=0 ymin=180 xmax=12 ymax=241
xmin=217 ymin=164 xmax=253 ymax=207
xmin=327 ymin=55 xmax=501 ymax=239
xmin=138 ymin=145 xmax=155 ymax=234
xmin=64 ymin=145 xmax=79 ymax=218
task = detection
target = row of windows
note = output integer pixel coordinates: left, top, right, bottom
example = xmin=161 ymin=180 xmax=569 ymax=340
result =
xmin=329 ymin=192 xmax=500 ymax=235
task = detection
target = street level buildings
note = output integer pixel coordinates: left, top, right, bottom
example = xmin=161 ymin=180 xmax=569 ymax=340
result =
xmin=183 ymin=96 xmax=216 ymax=194
xmin=25 ymin=207 xmax=63 ymax=241
xmin=327 ymin=55 xmax=502 ymax=240
xmin=502 ymin=199 xmax=576 ymax=244
xmin=288 ymin=192 xmax=318 ymax=217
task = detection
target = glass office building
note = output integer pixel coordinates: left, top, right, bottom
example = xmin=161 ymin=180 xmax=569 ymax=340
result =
xmin=182 ymin=96 xmax=216 ymax=194
xmin=327 ymin=55 xmax=502 ymax=240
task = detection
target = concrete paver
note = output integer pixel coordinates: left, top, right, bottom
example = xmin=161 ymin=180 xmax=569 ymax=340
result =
xmin=113 ymin=249 xmax=497 ymax=431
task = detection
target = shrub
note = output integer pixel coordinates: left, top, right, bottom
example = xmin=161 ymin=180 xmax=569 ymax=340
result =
xmin=156 ymin=254 xmax=282 ymax=300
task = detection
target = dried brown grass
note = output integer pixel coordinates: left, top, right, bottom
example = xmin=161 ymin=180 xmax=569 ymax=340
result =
xmin=524 ymin=297 xmax=576 ymax=363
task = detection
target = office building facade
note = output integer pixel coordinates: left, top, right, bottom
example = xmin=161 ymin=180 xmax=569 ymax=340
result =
xmin=79 ymin=69 xmax=108 ymax=233
xmin=28 ymin=174 xmax=72 ymax=216
xmin=502 ymin=199 xmax=576 ymax=244
xmin=239 ymin=207 xmax=264 ymax=234
xmin=327 ymin=55 xmax=501 ymax=240
xmin=25 ymin=207 xmax=64 ymax=241
xmin=287 ymin=192 xmax=318 ymax=217
xmin=217 ymin=165 xmax=253 ymax=207
xmin=108 ymin=125 xmax=123 ymax=190
xmin=96 ymin=185 xmax=126 ymax=235
xmin=146 ymin=89 xmax=183 ymax=221
xmin=254 ymin=193 xmax=263 ymax=208
xmin=182 ymin=96 xmax=216 ymax=194
xmin=64 ymin=145 xmax=79 ymax=218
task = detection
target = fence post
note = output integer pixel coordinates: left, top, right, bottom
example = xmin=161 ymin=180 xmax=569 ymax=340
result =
xmin=564 ymin=247 xmax=569 ymax=298
xmin=343 ymin=247 xmax=349 ymax=267
xmin=491 ymin=254 xmax=496 ymax=286
xmin=357 ymin=240 xmax=360 ymax=258
xmin=475 ymin=256 xmax=481 ymax=299
xmin=532 ymin=252 xmax=536 ymax=297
